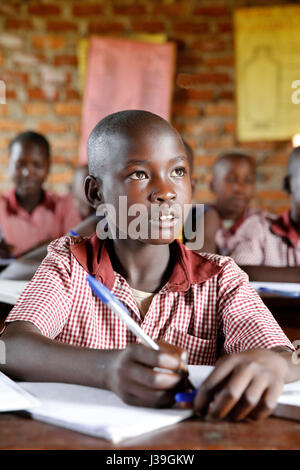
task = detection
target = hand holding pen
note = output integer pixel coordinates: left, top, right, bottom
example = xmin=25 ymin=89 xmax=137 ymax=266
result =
xmin=87 ymin=275 xmax=189 ymax=408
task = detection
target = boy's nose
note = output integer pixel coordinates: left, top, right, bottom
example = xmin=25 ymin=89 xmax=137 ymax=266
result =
xmin=150 ymin=187 xmax=177 ymax=203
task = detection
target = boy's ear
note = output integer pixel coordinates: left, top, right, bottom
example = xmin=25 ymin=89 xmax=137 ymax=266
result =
xmin=84 ymin=175 xmax=103 ymax=208
xmin=283 ymin=175 xmax=291 ymax=194
xmin=209 ymin=177 xmax=216 ymax=194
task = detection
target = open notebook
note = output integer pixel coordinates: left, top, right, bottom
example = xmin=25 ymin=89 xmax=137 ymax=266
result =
xmin=0 ymin=280 xmax=29 ymax=305
xmin=18 ymin=366 xmax=214 ymax=443
xmin=2 ymin=366 xmax=300 ymax=443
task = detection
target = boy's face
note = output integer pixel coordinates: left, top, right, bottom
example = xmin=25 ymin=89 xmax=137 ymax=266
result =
xmin=89 ymin=126 xmax=192 ymax=245
xmin=10 ymin=141 xmax=49 ymax=198
xmin=211 ymin=159 xmax=255 ymax=218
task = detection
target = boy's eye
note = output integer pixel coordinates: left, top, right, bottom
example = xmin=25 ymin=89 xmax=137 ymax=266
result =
xmin=171 ymin=167 xmax=186 ymax=177
xmin=129 ymin=171 xmax=148 ymax=180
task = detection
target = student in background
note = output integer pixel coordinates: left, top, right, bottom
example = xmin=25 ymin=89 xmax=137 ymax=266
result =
xmin=202 ymin=151 xmax=268 ymax=255
xmin=1 ymin=110 xmax=298 ymax=423
xmin=230 ymin=147 xmax=300 ymax=281
xmin=0 ymin=131 xmax=81 ymax=257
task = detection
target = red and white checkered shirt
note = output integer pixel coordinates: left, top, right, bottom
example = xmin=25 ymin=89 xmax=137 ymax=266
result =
xmin=214 ymin=207 xmax=269 ymax=256
xmin=5 ymin=234 xmax=293 ymax=364
xmin=230 ymin=210 xmax=300 ymax=267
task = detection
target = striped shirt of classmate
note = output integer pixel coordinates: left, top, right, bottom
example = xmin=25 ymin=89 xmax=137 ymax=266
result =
xmin=1 ymin=111 xmax=299 ymax=423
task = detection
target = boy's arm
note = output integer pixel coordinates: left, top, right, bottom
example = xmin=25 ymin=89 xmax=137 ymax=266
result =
xmin=193 ymin=258 xmax=296 ymax=422
xmin=194 ymin=347 xmax=299 ymax=422
xmin=1 ymin=320 xmax=187 ymax=408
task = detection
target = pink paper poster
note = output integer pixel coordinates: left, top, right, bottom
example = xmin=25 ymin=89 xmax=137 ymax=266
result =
xmin=79 ymin=37 xmax=176 ymax=163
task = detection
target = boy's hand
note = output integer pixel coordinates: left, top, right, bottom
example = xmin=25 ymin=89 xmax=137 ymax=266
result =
xmin=106 ymin=341 xmax=188 ymax=408
xmin=194 ymin=349 xmax=288 ymax=422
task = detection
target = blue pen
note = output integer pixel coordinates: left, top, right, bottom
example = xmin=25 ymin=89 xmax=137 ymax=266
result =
xmin=175 ymin=389 xmax=197 ymax=403
xmin=258 ymin=287 xmax=300 ymax=298
xmin=69 ymin=230 xmax=79 ymax=237
xmin=86 ymin=275 xmax=159 ymax=350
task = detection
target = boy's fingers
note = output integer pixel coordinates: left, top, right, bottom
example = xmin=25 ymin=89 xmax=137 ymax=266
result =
xmin=202 ymin=366 xmax=255 ymax=419
xmin=194 ymin=356 xmax=241 ymax=413
xmin=129 ymin=342 xmax=186 ymax=371
xmin=247 ymin=380 xmax=283 ymax=422
xmin=122 ymin=383 xmax=176 ymax=408
xmin=124 ymin=361 xmax=182 ymax=390
xmin=228 ymin=376 xmax=269 ymax=421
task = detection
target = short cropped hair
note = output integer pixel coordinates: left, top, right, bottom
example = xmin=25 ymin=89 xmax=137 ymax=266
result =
xmin=9 ymin=131 xmax=51 ymax=162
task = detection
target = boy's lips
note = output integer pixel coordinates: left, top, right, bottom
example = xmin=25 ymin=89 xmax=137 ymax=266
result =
xmin=149 ymin=212 xmax=181 ymax=228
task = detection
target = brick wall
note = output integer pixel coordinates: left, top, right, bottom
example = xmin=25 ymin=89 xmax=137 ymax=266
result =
xmin=0 ymin=0 xmax=297 ymax=212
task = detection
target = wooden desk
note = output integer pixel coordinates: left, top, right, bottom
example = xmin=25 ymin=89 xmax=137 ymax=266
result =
xmin=1 ymin=413 xmax=300 ymax=450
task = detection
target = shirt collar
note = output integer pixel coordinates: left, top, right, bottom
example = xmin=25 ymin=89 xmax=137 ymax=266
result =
xmin=5 ymin=189 xmax=56 ymax=214
xmin=270 ymin=210 xmax=300 ymax=248
xmin=70 ymin=234 xmax=223 ymax=292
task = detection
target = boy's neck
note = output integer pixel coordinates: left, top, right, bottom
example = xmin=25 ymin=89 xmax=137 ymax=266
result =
xmin=108 ymin=239 xmax=173 ymax=293
xmin=16 ymin=189 xmax=44 ymax=214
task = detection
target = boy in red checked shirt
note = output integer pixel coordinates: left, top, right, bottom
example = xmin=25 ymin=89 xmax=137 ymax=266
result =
xmin=1 ymin=111 xmax=299 ymax=422
xmin=0 ymin=131 xmax=81 ymax=257
xmin=202 ymin=152 xmax=269 ymax=255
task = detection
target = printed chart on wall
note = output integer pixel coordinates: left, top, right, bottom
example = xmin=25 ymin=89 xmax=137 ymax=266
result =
xmin=78 ymin=36 xmax=176 ymax=163
xmin=235 ymin=6 xmax=300 ymax=141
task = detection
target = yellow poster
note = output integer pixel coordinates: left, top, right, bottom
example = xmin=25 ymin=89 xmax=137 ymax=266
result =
xmin=235 ymin=6 xmax=300 ymax=141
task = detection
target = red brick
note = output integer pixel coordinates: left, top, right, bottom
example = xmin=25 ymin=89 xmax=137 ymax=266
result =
xmin=89 ymin=22 xmax=125 ymax=34
xmin=264 ymin=154 xmax=288 ymax=165
xmin=0 ymin=137 xmax=9 ymax=150
xmin=176 ymin=89 xmax=215 ymax=101
xmin=38 ymin=122 xmax=69 ymax=134
xmin=204 ymin=56 xmax=234 ymax=67
xmin=73 ymin=4 xmax=103 ymax=16
xmin=54 ymin=55 xmax=78 ymax=66
xmin=46 ymin=21 xmax=78 ymax=32
xmin=193 ymin=189 xmax=214 ymax=202
xmin=113 ymin=5 xmax=147 ymax=15
xmin=65 ymin=89 xmax=81 ymax=100
xmin=172 ymin=22 xmax=209 ymax=34
xmin=0 ymin=105 xmax=9 ymax=117
xmin=217 ymin=22 xmax=233 ymax=33
xmin=219 ymin=90 xmax=234 ymax=100
xmin=203 ymin=135 xmax=235 ymax=150
xmin=176 ymin=73 xmax=230 ymax=88
xmin=172 ymin=103 xmax=199 ymax=117
xmin=27 ymin=87 xmax=59 ymax=101
xmin=224 ymin=121 xmax=236 ymax=133
xmin=5 ymin=90 xmax=17 ymax=99
xmin=184 ymin=120 xmax=219 ymax=136
xmin=28 ymin=4 xmax=61 ymax=15
xmin=204 ymin=103 xmax=235 ymax=117
xmin=193 ymin=6 xmax=229 ymax=16
xmin=0 ymin=120 xmax=25 ymax=132
xmin=239 ymin=141 xmax=280 ymax=151
xmin=54 ymin=103 xmax=81 ymax=116
xmin=194 ymin=155 xmax=217 ymax=167
xmin=23 ymin=103 xmax=48 ymax=116
xmin=131 ymin=21 xmax=164 ymax=33
xmin=192 ymin=38 xmax=226 ymax=52
xmin=153 ymin=3 xmax=186 ymax=16
xmin=52 ymin=140 xmax=78 ymax=151
xmin=49 ymin=170 xmax=74 ymax=184
xmin=0 ymin=3 xmax=20 ymax=16
xmin=256 ymin=190 xmax=289 ymax=201
xmin=2 ymin=70 xmax=28 ymax=83
xmin=33 ymin=36 xmax=66 ymax=49
xmin=5 ymin=19 xmax=33 ymax=29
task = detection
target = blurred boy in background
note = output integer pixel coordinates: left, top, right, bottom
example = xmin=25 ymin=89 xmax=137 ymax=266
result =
xmin=0 ymin=131 xmax=81 ymax=257
xmin=202 ymin=151 xmax=269 ymax=255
